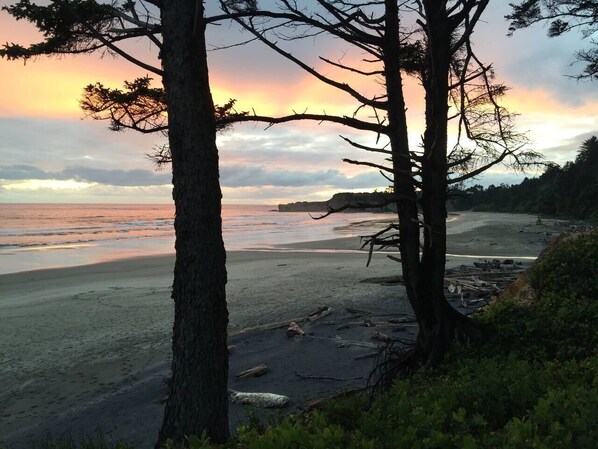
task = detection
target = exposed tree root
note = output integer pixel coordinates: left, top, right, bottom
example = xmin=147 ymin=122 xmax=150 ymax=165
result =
xmin=367 ymin=312 xmax=482 ymax=398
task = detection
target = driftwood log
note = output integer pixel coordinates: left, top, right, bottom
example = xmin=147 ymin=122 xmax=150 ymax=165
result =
xmin=229 ymin=390 xmax=290 ymax=408
xmin=235 ymin=364 xmax=269 ymax=379
xmin=370 ymin=331 xmax=392 ymax=343
xmin=307 ymin=306 xmax=333 ymax=321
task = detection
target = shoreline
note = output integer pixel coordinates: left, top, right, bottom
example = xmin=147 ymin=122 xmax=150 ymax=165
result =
xmin=1 ymin=210 xmax=562 ymax=277
xmin=0 ymin=211 xmax=570 ymax=448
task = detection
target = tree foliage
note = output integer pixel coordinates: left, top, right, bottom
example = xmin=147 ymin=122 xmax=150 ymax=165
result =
xmin=452 ymin=136 xmax=598 ymax=220
xmin=507 ymin=0 xmax=598 ymax=80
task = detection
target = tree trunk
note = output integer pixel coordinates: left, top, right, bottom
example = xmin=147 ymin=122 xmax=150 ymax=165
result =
xmin=157 ymin=1 xmax=229 ymax=446
xmin=415 ymin=1 xmax=479 ymax=366
xmin=382 ymin=0 xmax=479 ymax=370
xmin=382 ymin=0 xmax=421 ymax=311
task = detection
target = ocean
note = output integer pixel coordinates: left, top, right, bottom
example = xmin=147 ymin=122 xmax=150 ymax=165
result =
xmin=0 ymin=203 xmax=393 ymax=274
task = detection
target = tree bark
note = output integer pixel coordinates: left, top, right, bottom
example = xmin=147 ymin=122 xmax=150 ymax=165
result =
xmin=382 ymin=0 xmax=420 ymax=312
xmin=157 ymin=0 xmax=229 ymax=446
xmin=382 ymin=0 xmax=479 ymax=369
xmin=414 ymin=1 xmax=479 ymax=366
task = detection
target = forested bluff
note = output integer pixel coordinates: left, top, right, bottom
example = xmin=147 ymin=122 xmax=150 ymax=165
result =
xmin=279 ymin=137 xmax=597 ymax=221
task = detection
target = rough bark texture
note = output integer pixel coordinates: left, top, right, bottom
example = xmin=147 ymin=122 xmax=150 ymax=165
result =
xmin=414 ymin=1 xmax=479 ymax=366
xmin=382 ymin=0 xmax=480 ymax=370
xmin=157 ymin=0 xmax=229 ymax=446
xmin=382 ymin=0 xmax=420 ymax=305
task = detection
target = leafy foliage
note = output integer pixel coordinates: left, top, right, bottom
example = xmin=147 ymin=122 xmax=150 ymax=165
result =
xmin=451 ymin=136 xmax=598 ymax=219
xmin=529 ymin=229 xmax=598 ymax=298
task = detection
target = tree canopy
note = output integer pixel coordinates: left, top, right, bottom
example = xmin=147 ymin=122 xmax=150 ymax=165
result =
xmin=452 ymin=136 xmax=598 ymax=220
xmin=507 ymin=0 xmax=598 ymax=80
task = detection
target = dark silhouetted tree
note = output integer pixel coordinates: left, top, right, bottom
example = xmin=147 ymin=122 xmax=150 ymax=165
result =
xmin=217 ymin=0 xmax=539 ymax=373
xmin=0 ymin=0 xmax=249 ymax=444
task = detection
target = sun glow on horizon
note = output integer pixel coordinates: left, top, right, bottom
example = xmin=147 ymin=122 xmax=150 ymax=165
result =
xmin=2 ymin=179 xmax=97 ymax=191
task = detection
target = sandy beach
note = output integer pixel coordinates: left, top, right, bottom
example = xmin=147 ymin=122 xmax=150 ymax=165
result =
xmin=0 ymin=212 xmax=568 ymax=448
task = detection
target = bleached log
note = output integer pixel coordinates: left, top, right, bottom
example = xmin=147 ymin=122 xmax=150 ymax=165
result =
xmin=229 ymin=390 xmax=290 ymax=408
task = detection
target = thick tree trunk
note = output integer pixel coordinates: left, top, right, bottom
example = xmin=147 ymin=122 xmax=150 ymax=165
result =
xmin=157 ymin=1 xmax=229 ymax=446
xmin=415 ymin=2 xmax=479 ymax=366
xmin=383 ymin=0 xmax=421 ymax=308
xmin=382 ymin=1 xmax=479 ymax=371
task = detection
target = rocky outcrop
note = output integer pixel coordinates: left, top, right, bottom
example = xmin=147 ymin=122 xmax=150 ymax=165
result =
xmin=278 ymin=192 xmax=397 ymax=213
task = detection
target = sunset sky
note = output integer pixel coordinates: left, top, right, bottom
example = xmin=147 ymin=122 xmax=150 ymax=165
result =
xmin=0 ymin=1 xmax=596 ymax=204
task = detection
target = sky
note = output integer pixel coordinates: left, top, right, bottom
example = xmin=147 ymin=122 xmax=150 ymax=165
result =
xmin=0 ymin=1 xmax=596 ymax=205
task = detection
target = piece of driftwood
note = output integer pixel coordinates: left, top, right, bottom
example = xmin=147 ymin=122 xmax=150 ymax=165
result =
xmin=308 ymin=306 xmax=329 ymax=317
xmin=336 ymin=323 xmax=352 ymax=330
xmin=370 ymin=331 xmax=392 ymax=343
xmin=295 ymin=372 xmax=363 ymax=381
xmin=229 ymin=305 xmax=332 ymax=338
xmin=346 ymin=307 xmax=371 ymax=315
xmin=229 ymin=390 xmax=290 ymax=408
xmin=347 ymin=320 xmax=409 ymax=328
xmin=307 ymin=306 xmax=333 ymax=322
xmin=336 ymin=340 xmax=379 ymax=349
xmin=443 ymin=261 xmax=529 ymax=309
xmin=287 ymin=321 xmax=305 ymax=337
xmin=236 ymin=364 xmax=268 ymax=379
xmin=354 ymin=351 xmax=380 ymax=361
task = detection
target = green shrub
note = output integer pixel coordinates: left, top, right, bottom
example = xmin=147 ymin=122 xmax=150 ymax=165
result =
xmin=478 ymin=230 xmax=598 ymax=361
xmin=503 ymin=382 xmax=598 ymax=449
xmin=478 ymin=290 xmax=598 ymax=362
xmin=11 ymin=432 xmax=137 ymax=449
xmin=529 ymin=229 xmax=598 ymax=299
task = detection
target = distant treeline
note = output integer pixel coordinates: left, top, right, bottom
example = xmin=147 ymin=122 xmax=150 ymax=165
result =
xmin=450 ymin=137 xmax=598 ymax=220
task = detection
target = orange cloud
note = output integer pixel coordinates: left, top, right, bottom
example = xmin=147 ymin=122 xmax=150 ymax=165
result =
xmin=503 ymin=87 xmax=598 ymax=118
xmin=0 ymin=53 xmax=156 ymax=117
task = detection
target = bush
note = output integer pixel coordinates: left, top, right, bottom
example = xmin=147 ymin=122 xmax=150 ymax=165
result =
xmin=529 ymin=229 xmax=598 ymax=299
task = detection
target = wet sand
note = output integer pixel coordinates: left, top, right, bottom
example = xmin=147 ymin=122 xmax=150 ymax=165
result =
xmin=0 ymin=212 xmax=566 ymax=448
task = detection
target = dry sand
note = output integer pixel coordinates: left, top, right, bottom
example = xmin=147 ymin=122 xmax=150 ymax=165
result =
xmin=0 ymin=212 xmax=569 ymax=448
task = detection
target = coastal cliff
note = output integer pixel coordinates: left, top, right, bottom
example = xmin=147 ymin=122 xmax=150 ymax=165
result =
xmin=278 ymin=192 xmax=396 ymax=213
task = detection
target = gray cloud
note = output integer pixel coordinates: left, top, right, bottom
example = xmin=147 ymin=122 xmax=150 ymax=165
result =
xmin=62 ymin=167 xmax=172 ymax=186
xmin=0 ymin=164 xmax=171 ymax=186
xmin=221 ymin=165 xmax=385 ymax=188
xmin=0 ymin=164 xmax=48 ymax=180
xmin=1 ymin=162 xmax=387 ymax=190
xmin=537 ymin=130 xmax=598 ymax=165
